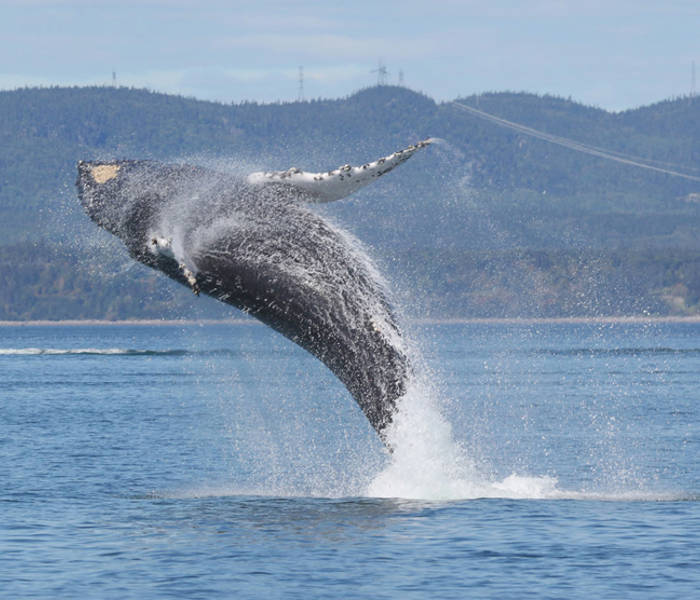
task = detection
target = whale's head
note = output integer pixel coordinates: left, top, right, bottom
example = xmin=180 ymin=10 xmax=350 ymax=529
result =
xmin=77 ymin=160 xmax=122 ymax=231
xmin=77 ymin=159 xmax=217 ymax=259
xmin=77 ymin=160 xmax=157 ymax=244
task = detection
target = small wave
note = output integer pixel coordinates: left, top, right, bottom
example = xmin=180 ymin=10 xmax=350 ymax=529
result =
xmin=0 ymin=347 xmax=292 ymax=358
xmin=0 ymin=348 xmax=191 ymax=357
xmin=367 ymin=468 xmax=697 ymax=502
xmin=534 ymin=347 xmax=700 ymax=357
xmin=142 ymin=481 xmax=698 ymax=503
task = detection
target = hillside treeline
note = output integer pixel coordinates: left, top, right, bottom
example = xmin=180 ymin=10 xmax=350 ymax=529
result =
xmin=1 ymin=85 xmax=700 ymax=319
xmin=1 ymin=242 xmax=698 ymax=320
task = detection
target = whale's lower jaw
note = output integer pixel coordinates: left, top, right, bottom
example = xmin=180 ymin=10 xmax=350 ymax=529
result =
xmin=77 ymin=159 xmax=411 ymax=443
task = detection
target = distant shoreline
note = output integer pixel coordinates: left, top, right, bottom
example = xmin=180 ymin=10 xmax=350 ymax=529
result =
xmin=0 ymin=319 xmax=256 ymax=327
xmin=1 ymin=316 xmax=700 ymax=327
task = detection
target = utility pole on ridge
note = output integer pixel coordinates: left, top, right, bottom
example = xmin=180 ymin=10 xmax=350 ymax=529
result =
xmin=298 ymin=66 xmax=304 ymax=101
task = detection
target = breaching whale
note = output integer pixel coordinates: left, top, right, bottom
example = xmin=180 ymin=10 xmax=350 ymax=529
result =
xmin=76 ymin=140 xmax=432 ymax=443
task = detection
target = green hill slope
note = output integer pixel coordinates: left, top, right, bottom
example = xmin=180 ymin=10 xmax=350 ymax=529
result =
xmin=1 ymin=85 xmax=699 ymax=319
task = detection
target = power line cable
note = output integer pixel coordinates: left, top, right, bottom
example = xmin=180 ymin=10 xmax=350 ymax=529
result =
xmin=451 ymin=100 xmax=700 ymax=182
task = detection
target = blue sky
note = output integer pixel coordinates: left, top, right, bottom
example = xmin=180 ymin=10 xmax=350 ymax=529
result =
xmin=1 ymin=0 xmax=698 ymax=110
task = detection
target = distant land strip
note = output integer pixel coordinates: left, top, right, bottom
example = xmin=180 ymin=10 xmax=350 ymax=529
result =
xmin=0 ymin=319 xmax=257 ymax=327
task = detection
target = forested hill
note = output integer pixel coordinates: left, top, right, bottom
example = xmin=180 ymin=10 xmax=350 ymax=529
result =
xmin=1 ymin=85 xmax=700 ymax=319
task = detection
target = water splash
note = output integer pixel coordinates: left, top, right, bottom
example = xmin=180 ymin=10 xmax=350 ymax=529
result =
xmin=364 ymin=376 xmax=567 ymax=500
xmin=75 ymin=152 xmax=689 ymax=502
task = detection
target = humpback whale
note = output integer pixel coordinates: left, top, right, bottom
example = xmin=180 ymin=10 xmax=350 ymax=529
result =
xmin=76 ymin=140 xmax=432 ymax=443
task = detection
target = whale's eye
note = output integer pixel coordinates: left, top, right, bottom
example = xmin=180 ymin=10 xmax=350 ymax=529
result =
xmin=90 ymin=164 xmax=120 ymax=184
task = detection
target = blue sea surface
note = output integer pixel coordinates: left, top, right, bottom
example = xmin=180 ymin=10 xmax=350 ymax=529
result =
xmin=2 ymin=321 xmax=699 ymax=598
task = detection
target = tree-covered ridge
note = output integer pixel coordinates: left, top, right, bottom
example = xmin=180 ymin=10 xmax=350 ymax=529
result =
xmin=1 ymin=85 xmax=699 ymax=319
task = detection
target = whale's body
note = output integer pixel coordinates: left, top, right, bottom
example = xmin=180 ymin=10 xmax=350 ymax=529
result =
xmin=77 ymin=141 xmax=431 ymax=442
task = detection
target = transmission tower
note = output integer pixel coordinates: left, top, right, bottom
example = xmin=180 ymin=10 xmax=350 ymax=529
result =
xmin=298 ymin=66 xmax=304 ymax=101
xmin=371 ymin=60 xmax=388 ymax=86
xmin=398 ymin=69 xmax=404 ymax=86
xmin=692 ymin=60 xmax=696 ymax=98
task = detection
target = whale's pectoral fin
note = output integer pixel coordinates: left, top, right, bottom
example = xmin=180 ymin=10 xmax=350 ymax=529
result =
xmin=148 ymin=234 xmax=199 ymax=294
xmin=246 ymin=138 xmax=435 ymax=203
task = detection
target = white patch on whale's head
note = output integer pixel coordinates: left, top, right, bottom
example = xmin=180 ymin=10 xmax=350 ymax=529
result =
xmin=89 ymin=163 xmax=121 ymax=184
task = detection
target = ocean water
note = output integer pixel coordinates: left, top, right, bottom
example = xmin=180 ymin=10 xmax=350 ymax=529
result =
xmin=2 ymin=320 xmax=699 ymax=598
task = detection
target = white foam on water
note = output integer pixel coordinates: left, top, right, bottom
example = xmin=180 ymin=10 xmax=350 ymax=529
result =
xmin=366 ymin=379 xmax=482 ymax=500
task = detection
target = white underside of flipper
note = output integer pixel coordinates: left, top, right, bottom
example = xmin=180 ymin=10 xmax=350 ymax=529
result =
xmin=247 ymin=138 xmax=435 ymax=203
